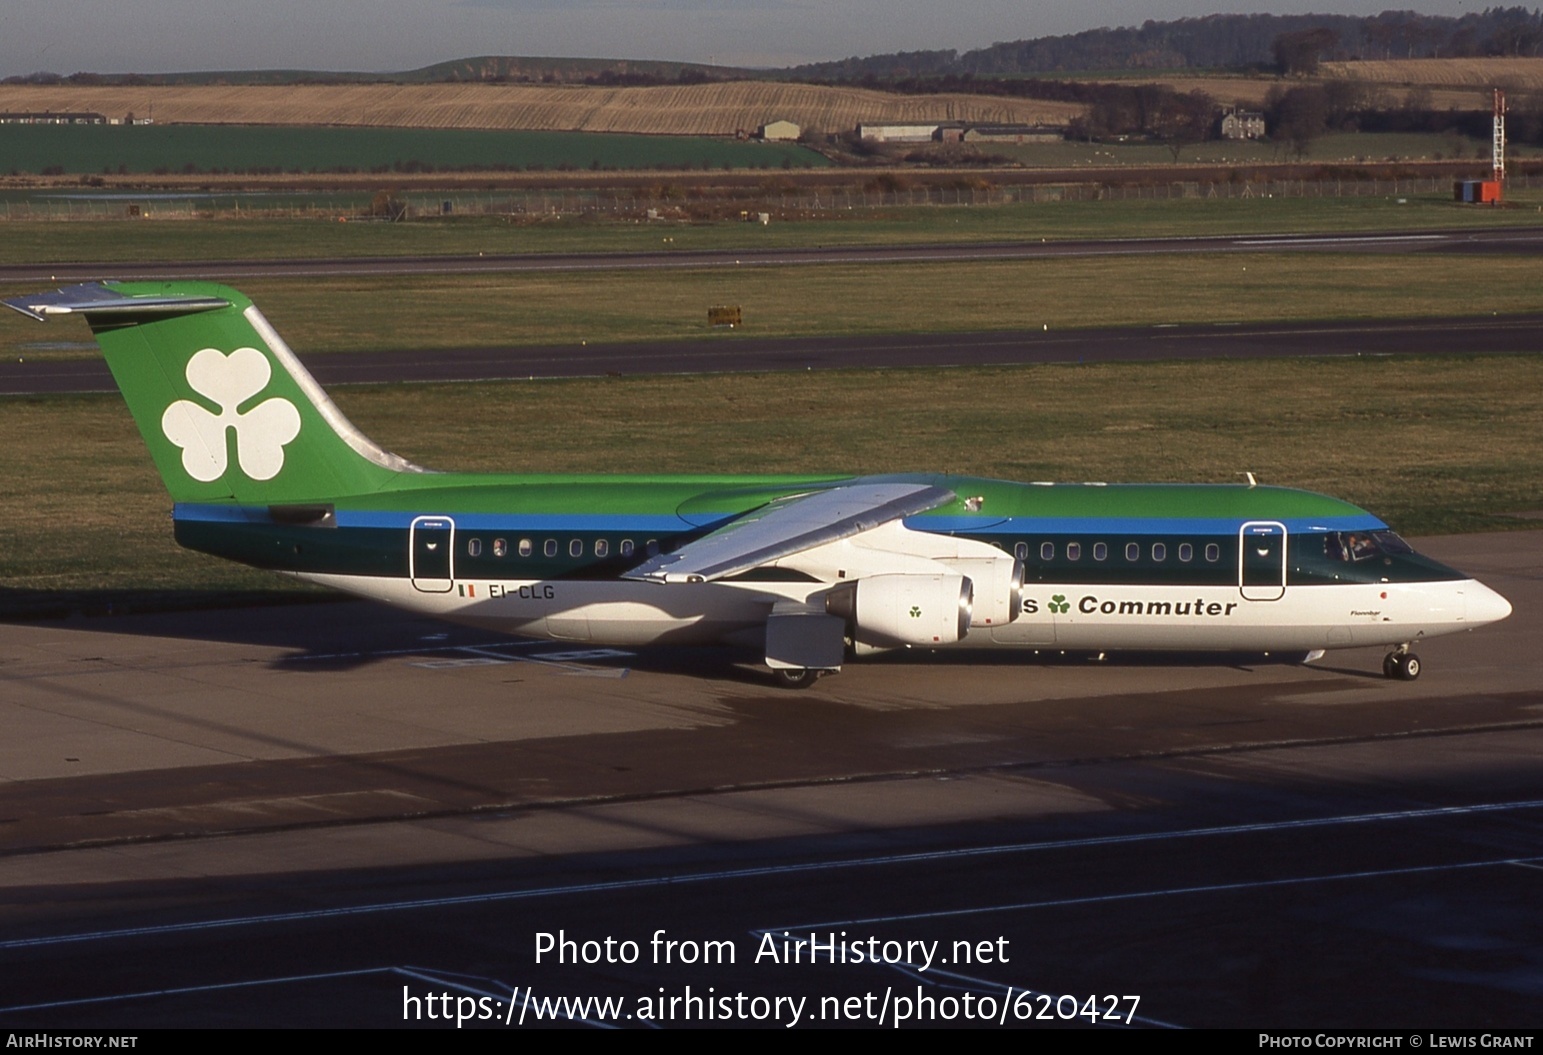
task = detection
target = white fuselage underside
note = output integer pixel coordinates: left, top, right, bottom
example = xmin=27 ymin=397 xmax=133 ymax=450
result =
xmin=298 ymin=573 xmax=1506 ymax=654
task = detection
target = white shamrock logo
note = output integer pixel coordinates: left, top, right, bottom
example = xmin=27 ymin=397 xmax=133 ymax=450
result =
xmin=161 ymin=348 xmax=301 ymax=482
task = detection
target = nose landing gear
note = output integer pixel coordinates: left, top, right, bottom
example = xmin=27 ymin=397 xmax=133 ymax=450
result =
xmin=1383 ymin=646 xmax=1421 ymax=681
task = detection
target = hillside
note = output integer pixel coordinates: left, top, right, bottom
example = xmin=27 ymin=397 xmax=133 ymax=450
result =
xmin=0 ymin=82 xmax=1081 ymax=136
xmin=1320 ymin=56 xmax=1543 ymax=92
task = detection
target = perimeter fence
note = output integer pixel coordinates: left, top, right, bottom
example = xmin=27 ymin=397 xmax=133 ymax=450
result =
xmin=4 ymin=173 xmax=1539 ymax=221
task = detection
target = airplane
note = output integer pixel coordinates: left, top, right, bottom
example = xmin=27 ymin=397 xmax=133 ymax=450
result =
xmin=4 ymin=281 xmax=1512 ymax=687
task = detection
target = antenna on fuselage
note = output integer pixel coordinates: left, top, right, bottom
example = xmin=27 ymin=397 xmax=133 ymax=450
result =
xmin=1240 ymin=472 xmax=1258 ymax=488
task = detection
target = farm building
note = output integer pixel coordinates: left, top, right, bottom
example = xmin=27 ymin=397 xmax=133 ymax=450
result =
xmin=0 ymin=111 xmax=107 ymax=125
xmin=758 ymin=120 xmax=800 ymax=141
xmin=1219 ymin=109 xmax=1265 ymax=140
xmin=858 ymin=123 xmax=939 ymax=143
xmin=962 ymin=124 xmax=1065 ymax=144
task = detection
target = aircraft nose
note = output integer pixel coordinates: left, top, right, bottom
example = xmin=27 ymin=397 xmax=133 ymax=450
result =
xmin=1467 ymin=581 xmax=1513 ymax=626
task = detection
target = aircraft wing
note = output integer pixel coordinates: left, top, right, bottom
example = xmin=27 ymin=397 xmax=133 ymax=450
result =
xmin=623 ymin=480 xmax=956 ymax=584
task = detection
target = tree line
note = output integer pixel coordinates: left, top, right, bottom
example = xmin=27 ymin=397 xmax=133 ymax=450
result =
xmin=790 ymin=9 xmax=1543 ymax=80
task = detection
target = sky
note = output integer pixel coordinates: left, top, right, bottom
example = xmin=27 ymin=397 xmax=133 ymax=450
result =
xmin=0 ymin=1 xmax=1489 ymax=77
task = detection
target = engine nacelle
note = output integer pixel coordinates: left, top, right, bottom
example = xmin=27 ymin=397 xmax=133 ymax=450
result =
xmin=944 ymin=556 xmax=1023 ymax=628
xmin=825 ymin=574 xmax=973 ymax=647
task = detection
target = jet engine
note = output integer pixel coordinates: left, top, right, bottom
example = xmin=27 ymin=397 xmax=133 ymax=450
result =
xmin=944 ymin=556 xmax=1023 ymax=627
xmin=825 ymin=574 xmax=973 ymax=647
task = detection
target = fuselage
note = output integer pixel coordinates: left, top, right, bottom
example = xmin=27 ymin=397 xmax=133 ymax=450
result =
xmin=171 ymin=475 xmax=1511 ymax=656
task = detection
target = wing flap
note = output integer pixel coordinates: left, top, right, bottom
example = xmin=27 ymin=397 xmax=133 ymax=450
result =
xmin=624 ymin=481 xmax=955 ymax=584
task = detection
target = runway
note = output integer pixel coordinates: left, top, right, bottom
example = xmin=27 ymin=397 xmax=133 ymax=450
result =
xmin=7 ymin=313 xmax=1543 ymax=395
xmin=3 ymin=226 xmax=1542 ymax=287
xmin=7 ymin=224 xmax=1540 ymax=395
xmin=0 ymin=531 xmax=1537 ymax=1028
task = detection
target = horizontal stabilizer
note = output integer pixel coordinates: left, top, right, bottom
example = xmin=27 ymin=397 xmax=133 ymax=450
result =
xmin=3 ymin=283 xmax=229 ymax=322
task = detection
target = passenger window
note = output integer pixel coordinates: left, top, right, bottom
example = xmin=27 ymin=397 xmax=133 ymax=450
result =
xmin=1205 ymin=543 xmax=1220 ymax=562
xmin=543 ymin=539 xmax=557 ymax=558
xmin=494 ymin=538 xmax=507 ymax=558
xmin=1066 ymin=542 xmax=1081 ymax=561
xmin=1125 ymin=542 xmax=1139 ymax=562
xmin=1178 ymin=543 xmax=1193 ymax=562
xmin=569 ymin=539 xmax=583 ymax=558
xmin=519 ymin=538 xmax=532 ymax=557
xmin=1093 ymin=542 xmax=1107 ymax=561
xmin=595 ymin=539 xmax=609 ymax=558
xmin=646 ymin=539 xmax=659 ymax=557
xmin=1038 ymin=542 xmax=1053 ymax=561
xmin=621 ymin=539 xmax=635 ymax=557
xmin=1014 ymin=542 xmax=1028 ymax=560
xmin=1152 ymin=543 xmax=1166 ymax=561
xmin=467 ymin=538 xmax=482 ymax=557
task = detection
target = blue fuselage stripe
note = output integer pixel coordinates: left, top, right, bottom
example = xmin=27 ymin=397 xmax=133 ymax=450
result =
xmin=908 ymin=515 xmax=1386 ymax=535
xmin=173 ymin=504 xmax=1385 ymax=537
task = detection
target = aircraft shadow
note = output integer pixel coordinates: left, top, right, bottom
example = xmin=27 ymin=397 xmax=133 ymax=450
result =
xmin=0 ymin=590 xmax=1369 ymax=682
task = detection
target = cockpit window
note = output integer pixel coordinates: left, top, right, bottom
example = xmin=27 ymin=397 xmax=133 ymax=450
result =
xmin=1324 ymin=531 xmax=1413 ymax=562
xmin=1372 ymin=530 xmax=1414 ymax=555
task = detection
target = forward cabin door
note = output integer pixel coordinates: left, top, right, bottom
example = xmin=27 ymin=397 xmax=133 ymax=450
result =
xmin=410 ymin=515 xmax=455 ymax=593
xmin=1239 ymin=521 xmax=1287 ymax=601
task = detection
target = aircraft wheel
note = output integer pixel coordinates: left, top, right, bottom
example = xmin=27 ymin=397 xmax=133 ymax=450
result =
xmin=1382 ymin=653 xmax=1399 ymax=678
xmin=1396 ymin=653 xmax=1421 ymax=681
xmin=772 ymin=668 xmax=821 ymax=690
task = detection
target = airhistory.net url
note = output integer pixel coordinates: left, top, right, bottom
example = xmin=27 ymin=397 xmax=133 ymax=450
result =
xmin=402 ymin=985 xmax=1141 ymax=1028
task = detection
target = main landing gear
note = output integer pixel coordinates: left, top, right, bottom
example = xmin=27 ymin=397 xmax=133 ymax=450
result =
xmin=1382 ymin=646 xmax=1421 ymax=681
xmin=771 ymin=668 xmax=825 ymax=689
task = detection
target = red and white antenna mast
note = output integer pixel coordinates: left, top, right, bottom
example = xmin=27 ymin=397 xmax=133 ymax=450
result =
xmin=1493 ymin=88 xmax=1506 ymax=184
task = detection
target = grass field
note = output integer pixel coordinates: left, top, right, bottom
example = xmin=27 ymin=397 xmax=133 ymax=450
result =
xmin=0 ymin=125 xmax=827 ymax=176
xmin=5 ymin=124 xmax=1504 ymax=178
xmin=1080 ymin=60 xmax=1516 ymax=112
xmin=1321 ymin=57 xmax=1543 ymax=91
xmin=0 ymin=82 xmax=1081 ymax=137
xmin=3 ymin=192 xmax=1542 ymax=268
xmin=2 ymin=355 xmax=1538 ymax=598
xmin=8 ymin=249 xmax=1542 ymax=362
xmin=1 ymin=189 xmax=1539 ymax=608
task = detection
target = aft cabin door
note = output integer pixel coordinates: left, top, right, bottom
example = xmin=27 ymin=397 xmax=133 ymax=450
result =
xmin=1239 ymin=521 xmax=1287 ymax=602
xmin=410 ymin=516 xmax=455 ymax=593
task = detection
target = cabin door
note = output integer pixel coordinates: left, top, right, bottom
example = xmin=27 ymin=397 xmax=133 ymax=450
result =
xmin=1238 ymin=521 xmax=1287 ymax=602
xmin=410 ymin=515 xmax=455 ymax=593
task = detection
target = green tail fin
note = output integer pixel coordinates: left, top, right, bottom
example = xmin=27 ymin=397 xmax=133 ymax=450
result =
xmin=5 ymin=282 xmax=420 ymax=504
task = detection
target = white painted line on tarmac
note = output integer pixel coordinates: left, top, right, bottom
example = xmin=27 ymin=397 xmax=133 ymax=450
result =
xmin=760 ymin=854 xmax=1543 ymax=933
xmin=1233 ymin=234 xmax=1445 ymax=246
xmin=4 ymin=798 xmax=1540 ymax=953
xmin=0 ymin=966 xmax=395 ymax=1014
xmin=0 ymin=964 xmax=532 ymax=1020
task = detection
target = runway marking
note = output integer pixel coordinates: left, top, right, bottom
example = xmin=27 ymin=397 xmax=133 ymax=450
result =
xmin=4 ymin=798 xmax=1540 ymax=952
xmin=281 ymin=639 xmax=631 ymax=676
xmin=0 ymin=966 xmax=398 ymax=1014
xmin=1232 ymin=234 xmax=1446 ymax=246
xmin=757 ymin=854 xmax=1543 ymax=933
xmin=282 ymin=640 xmax=541 ymax=662
xmin=0 ymin=964 xmax=519 ymax=1018
xmin=447 ymin=644 xmax=632 ymax=677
